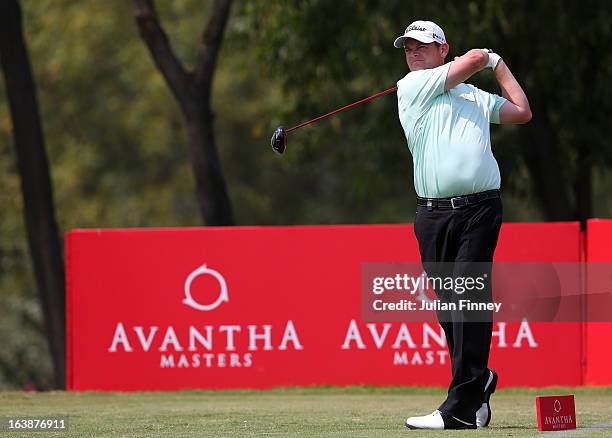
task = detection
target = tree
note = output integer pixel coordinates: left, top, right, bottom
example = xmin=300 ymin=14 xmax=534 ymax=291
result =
xmin=133 ymin=0 xmax=234 ymax=225
xmin=0 ymin=0 xmax=65 ymax=389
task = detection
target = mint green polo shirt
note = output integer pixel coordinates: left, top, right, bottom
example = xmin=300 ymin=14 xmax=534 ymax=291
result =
xmin=397 ymin=62 xmax=507 ymax=198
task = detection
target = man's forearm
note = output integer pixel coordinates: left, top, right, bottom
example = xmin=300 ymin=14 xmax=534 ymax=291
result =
xmin=445 ymin=49 xmax=488 ymax=91
xmin=494 ymin=60 xmax=530 ymax=112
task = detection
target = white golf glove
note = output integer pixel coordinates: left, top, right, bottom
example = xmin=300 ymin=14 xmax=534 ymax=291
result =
xmin=482 ymin=49 xmax=502 ymax=70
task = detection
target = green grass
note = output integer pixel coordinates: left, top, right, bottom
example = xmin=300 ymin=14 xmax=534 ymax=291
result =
xmin=0 ymin=386 xmax=611 ymax=437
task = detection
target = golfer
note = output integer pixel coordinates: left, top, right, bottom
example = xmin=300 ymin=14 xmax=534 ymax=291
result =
xmin=394 ymin=21 xmax=531 ymax=430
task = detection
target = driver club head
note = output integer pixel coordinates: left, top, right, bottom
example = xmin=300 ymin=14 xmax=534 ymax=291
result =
xmin=271 ymin=126 xmax=287 ymax=154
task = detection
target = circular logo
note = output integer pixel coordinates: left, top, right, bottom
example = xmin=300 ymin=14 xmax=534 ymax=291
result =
xmin=183 ymin=264 xmax=229 ymax=311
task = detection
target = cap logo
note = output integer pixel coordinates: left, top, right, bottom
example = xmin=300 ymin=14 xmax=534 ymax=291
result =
xmin=407 ymin=25 xmax=427 ymax=32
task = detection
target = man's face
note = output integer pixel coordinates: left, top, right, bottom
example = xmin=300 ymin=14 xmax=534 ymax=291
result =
xmin=403 ymin=39 xmax=447 ymax=71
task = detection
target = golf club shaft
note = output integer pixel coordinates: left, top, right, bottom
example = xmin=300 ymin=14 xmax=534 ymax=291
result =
xmin=286 ymin=86 xmax=398 ymax=133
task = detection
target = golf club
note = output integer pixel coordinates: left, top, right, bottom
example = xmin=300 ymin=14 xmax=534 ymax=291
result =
xmin=271 ymin=86 xmax=398 ymax=154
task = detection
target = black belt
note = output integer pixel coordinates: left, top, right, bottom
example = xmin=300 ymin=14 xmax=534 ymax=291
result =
xmin=417 ymin=189 xmax=500 ymax=209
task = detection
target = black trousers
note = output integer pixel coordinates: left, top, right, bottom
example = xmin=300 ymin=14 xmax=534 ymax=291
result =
xmin=414 ymin=196 xmax=502 ymax=423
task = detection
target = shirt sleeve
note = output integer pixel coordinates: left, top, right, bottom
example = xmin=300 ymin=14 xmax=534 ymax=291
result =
xmin=397 ymin=63 xmax=451 ymax=118
xmin=485 ymin=91 xmax=507 ymax=124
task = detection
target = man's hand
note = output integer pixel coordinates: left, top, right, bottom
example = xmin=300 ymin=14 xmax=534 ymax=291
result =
xmin=482 ymin=49 xmax=502 ymax=70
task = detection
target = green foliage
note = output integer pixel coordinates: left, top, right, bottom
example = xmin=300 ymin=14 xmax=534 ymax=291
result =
xmin=0 ymin=294 xmax=52 ymax=389
xmin=23 ymin=0 xmax=203 ymax=229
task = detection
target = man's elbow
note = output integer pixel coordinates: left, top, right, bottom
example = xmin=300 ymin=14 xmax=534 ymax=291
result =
xmin=500 ymin=103 xmax=532 ymax=124
xmin=518 ymin=107 xmax=532 ymax=124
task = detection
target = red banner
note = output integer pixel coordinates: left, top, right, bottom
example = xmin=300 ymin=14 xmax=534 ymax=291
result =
xmin=66 ymin=223 xmax=583 ymax=390
xmin=584 ymin=219 xmax=612 ymax=385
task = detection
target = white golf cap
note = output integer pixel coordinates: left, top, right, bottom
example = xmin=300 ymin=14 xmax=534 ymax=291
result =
xmin=393 ymin=20 xmax=446 ymax=48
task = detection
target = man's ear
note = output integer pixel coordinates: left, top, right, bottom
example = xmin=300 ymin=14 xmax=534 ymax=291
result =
xmin=439 ymin=43 xmax=449 ymax=60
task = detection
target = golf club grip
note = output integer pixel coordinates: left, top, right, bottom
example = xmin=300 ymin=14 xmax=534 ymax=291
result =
xmin=286 ymin=86 xmax=398 ymax=133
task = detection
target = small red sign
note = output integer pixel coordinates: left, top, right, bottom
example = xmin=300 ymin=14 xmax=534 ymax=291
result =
xmin=536 ymin=395 xmax=576 ymax=431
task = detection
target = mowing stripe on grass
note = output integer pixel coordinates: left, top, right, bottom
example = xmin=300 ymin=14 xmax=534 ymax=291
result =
xmin=528 ymin=422 xmax=612 ymax=437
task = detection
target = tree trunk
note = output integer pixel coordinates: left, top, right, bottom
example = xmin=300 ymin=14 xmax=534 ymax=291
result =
xmin=573 ymin=45 xmax=597 ymax=229
xmin=133 ymin=0 xmax=234 ymax=225
xmin=0 ymin=0 xmax=66 ymax=389
xmin=184 ymin=105 xmax=234 ymax=225
xmin=574 ymin=147 xmax=592 ymax=229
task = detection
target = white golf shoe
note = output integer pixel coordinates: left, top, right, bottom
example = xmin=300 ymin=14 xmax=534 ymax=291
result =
xmin=476 ymin=369 xmax=498 ymax=427
xmin=405 ymin=410 xmax=445 ymax=430
xmin=405 ymin=409 xmax=477 ymax=430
